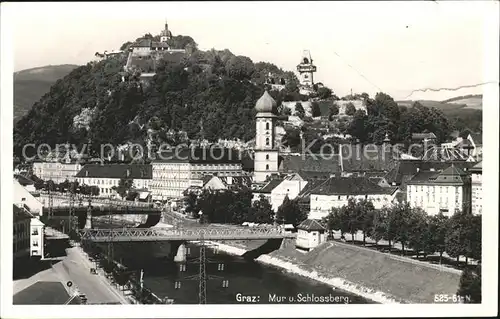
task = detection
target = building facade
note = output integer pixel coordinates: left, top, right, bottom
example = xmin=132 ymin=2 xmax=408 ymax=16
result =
xmin=75 ymin=164 xmax=152 ymax=198
xmin=406 ymin=165 xmax=472 ymax=217
xmin=30 ymin=218 xmax=45 ymax=258
xmin=296 ymin=50 xmax=317 ymax=94
xmin=469 ymin=161 xmax=482 ymax=215
xmin=253 ymin=91 xmax=279 ymax=183
xmin=32 ymin=161 xmax=82 ymax=183
xmin=151 ymin=148 xmax=243 ymax=200
xmin=308 ymin=177 xmax=397 ymax=220
xmin=295 ymin=219 xmax=327 ymax=251
xmin=13 ymin=205 xmax=32 ymax=259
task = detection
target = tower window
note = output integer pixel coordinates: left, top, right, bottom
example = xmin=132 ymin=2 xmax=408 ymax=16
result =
xmin=266 ymin=122 xmax=270 ymax=130
xmin=266 ymin=155 xmax=269 ymax=160
xmin=266 ymin=138 xmax=270 ymax=146
xmin=266 ymin=165 xmax=269 ymax=170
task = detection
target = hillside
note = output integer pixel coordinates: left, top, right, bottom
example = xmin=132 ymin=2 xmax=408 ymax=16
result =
xmin=396 ymin=96 xmax=482 ymax=133
xmin=13 ymin=35 xmax=304 ymax=159
xmin=14 ymin=64 xmax=80 ymax=120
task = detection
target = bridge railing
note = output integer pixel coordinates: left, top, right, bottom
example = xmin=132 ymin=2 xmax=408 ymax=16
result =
xmin=79 ymin=227 xmax=292 ymax=241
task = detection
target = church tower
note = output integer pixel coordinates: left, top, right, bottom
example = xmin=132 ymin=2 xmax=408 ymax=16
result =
xmin=160 ymin=20 xmax=173 ymax=43
xmin=296 ymin=50 xmax=317 ymax=93
xmin=254 ymin=91 xmax=279 ymax=183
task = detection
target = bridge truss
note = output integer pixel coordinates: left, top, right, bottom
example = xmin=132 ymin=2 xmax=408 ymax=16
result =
xmin=79 ymin=227 xmax=295 ymax=242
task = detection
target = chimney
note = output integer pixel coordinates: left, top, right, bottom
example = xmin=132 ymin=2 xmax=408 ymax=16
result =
xmin=127 ymin=169 xmax=130 ymax=177
xmin=86 ymin=170 xmax=89 ymax=177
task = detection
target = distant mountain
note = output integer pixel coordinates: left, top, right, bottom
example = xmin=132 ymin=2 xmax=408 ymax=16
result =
xmin=14 ymin=64 xmax=80 ymax=121
xmin=396 ymin=94 xmax=482 ymax=133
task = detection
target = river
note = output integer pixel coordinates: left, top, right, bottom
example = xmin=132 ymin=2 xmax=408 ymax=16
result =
xmin=88 ymin=218 xmax=372 ymax=305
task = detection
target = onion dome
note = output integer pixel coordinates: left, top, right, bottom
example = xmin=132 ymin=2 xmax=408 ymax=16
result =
xmin=255 ymin=91 xmax=277 ymax=114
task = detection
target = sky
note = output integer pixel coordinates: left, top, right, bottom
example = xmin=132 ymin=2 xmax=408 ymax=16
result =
xmin=6 ymin=1 xmax=499 ymax=100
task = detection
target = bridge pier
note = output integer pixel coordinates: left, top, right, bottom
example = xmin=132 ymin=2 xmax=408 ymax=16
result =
xmin=84 ymin=210 xmax=93 ymax=229
xmin=173 ymin=243 xmax=187 ymax=262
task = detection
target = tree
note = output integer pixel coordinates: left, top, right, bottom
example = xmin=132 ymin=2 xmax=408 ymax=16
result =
xmin=90 ymin=186 xmax=100 ymax=197
xmin=317 ymin=87 xmax=332 ymax=100
xmin=282 ymin=106 xmax=292 ymax=116
xmin=225 ymin=55 xmax=255 ymax=81
xmin=323 ymin=207 xmax=342 ymax=239
xmin=34 ymin=179 xmax=45 ymax=191
xmin=112 ymin=178 xmax=134 ymax=199
xmin=69 ymin=180 xmax=79 ymax=195
xmin=294 ymin=102 xmax=305 ymax=119
xmin=406 ymin=209 xmax=430 ymax=258
xmin=391 ymin=203 xmax=422 ymax=255
xmin=457 ymin=266 xmax=481 ymax=303
xmin=184 ymin=192 xmax=200 ymax=218
xmin=249 ymin=195 xmax=274 ymax=224
xmin=370 ymin=208 xmax=387 ymax=248
xmin=276 ymin=196 xmax=307 ymax=228
xmin=446 ymin=210 xmax=472 ymax=265
xmin=311 ymin=101 xmax=321 ymax=118
xmin=357 ymin=199 xmax=376 ymax=246
xmin=329 ymin=103 xmax=339 ymax=120
xmin=424 ymin=213 xmax=449 ymax=264
xmin=345 ymin=102 xmax=356 ymax=116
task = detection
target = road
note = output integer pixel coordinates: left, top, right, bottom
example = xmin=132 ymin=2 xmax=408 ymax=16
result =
xmin=56 ymin=246 xmax=130 ymax=304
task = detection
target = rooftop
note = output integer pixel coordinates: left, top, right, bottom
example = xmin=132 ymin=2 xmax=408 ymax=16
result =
xmin=255 ymin=91 xmax=278 ymax=114
xmin=297 ymin=219 xmax=325 ymax=232
xmin=75 ymin=164 xmax=152 ymax=179
xmin=255 ymin=178 xmax=284 ymax=194
xmin=309 ymin=176 xmax=396 ymax=196
xmin=407 ymin=164 xmax=469 ymax=185
xmin=154 ymin=147 xmax=242 ymax=164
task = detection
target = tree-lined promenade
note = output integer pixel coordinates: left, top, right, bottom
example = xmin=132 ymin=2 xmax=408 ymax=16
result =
xmin=323 ymin=198 xmax=481 ymax=266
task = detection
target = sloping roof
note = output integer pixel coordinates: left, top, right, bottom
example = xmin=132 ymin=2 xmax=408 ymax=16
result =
xmin=297 ymin=170 xmax=332 ymax=181
xmin=256 ymin=179 xmax=283 ymax=193
xmin=310 ymin=176 xmax=394 ymax=196
xmin=296 ymin=179 xmax=328 ymax=203
xmin=412 ymin=132 xmax=437 ymax=140
xmin=407 ymin=164 xmax=468 ymax=185
xmin=468 ymin=133 xmax=482 ymax=146
xmin=384 ymin=160 xmax=476 ymax=185
xmin=14 ymin=174 xmax=35 ymax=186
xmin=75 ymin=164 xmax=152 ymax=179
xmin=279 ymin=155 xmax=341 ymax=173
xmin=155 ymin=148 xmax=242 ymax=164
xmin=14 ymin=204 xmax=33 ymax=221
xmin=340 ymin=144 xmax=396 ymax=172
xmin=133 ymin=39 xmax=152 ymax=48
xmin=469 ymin=161 xmax=482 ymax=172
xmin=297 ymin=219 xmax=326 ymax=231
xmin=220 ymin=176 xmax=253 ymax=190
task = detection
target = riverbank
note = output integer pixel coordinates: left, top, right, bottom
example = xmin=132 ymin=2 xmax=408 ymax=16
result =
xmin=210 ymin=238 xmax=461 ymax=304
xmin=206 ymin=241 xmax=397 ymax=304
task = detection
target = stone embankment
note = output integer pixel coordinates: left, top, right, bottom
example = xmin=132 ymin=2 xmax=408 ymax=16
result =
xmin=211 ymin=238 xmax=461 ymax=304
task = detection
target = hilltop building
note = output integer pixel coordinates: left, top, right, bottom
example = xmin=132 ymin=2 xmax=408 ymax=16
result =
xmin=160 ymin=20 xmax=173 ymax=43
xmin=253 ymin=91 xmax=279 ymax=183
xmin=296 ymin=50 xmax=317 ymax=95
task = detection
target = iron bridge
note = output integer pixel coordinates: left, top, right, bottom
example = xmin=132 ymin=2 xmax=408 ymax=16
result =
xmin=79 ymin=227 xmax=296 ymax=242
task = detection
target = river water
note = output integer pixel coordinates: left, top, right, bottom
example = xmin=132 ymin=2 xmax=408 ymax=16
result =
xmin=88 ymin=219 xmax=372 ymax=304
